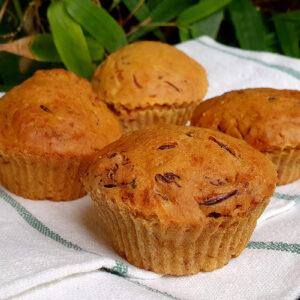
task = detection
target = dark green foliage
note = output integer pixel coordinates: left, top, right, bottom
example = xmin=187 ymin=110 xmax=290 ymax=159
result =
xmin=47 ymin=1 xmax=93 ymax=79
xmin=229 ymin=0 xmax=266 ymax=50
xmin=0 ymin=0 xmax=299 ymax=90
xmin=65 ymin=0 xmax=127 ymax=53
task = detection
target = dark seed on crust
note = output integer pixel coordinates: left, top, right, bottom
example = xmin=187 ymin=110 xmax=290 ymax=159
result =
xmin=208 ymin=212 xmax=222 ymax=218
xmin=104 ymin=184 xmax=117 ymax=188
xmin=208 ymin=136 xmax=237 ymax=157
xmin=40 ymin=105 xmax=52 ymax=113
xmin=107 ymin=153 xmax=117 ymax=159
xmin=157 ymin=142 xmax=178 ymax=150
xmin=133 ymin=75 xmax=142 ymax=88
xmin=200 ymin=190 xmax=238 ymax=206
xmin=206 ymin=177 xmax=226 ymax=186
xmin=155 ymin=173 xmax=181 ymax=187
xmin=107 ymin=163 xmax=119 ymax=179
xmin=157 ymin=193 xmax=168 ymax=201
xmin=185 ymin=132 xmax=193 ymax=137
xmin=131 ymin=178 xmax=137 ymax=189
xmin=165 ymin=80 xmax=180 ymax=92
xmin=268 ymin=97 xmax=276 ymax=101
xmin=155 ymin=174 xmax=169 ymax=184
xmin=164 ymin=172 xmax=181 ymax=180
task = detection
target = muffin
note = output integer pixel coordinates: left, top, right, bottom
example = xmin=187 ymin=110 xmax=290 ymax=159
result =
xmin=191 ymin=88 xmax=300 ymax=185
xmin=83 ymin=125 xmax=276 ymax=275
xmin=0 ymin=69 xmax=122 ymax=201
xmin=92 ymin=41 xmax=208 ymax=132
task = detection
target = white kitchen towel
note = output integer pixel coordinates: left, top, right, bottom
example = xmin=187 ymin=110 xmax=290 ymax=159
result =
xmin=0 ymin=36 xmax=300 ymax=300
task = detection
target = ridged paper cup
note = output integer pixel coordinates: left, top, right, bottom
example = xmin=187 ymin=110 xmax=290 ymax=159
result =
xmin=116 ymin=104 xmax=198 ymax=133
xmin=0 ymin=151 xmax=90 ymax=201
xmin=94 ymin=195 xmax=270 ymax=276
xmin=265 ymin=149 xmax=300 ymax=185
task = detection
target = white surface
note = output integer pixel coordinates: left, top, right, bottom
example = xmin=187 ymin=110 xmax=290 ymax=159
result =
xmin=0 ymin=36 xmax=300 ymax=300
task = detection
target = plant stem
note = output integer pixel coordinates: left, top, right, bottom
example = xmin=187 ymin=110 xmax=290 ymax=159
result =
xmin=0 ymin=0 xmax=9 ymax=23
xmin=122 ymin=0 xmax=145 ymax=27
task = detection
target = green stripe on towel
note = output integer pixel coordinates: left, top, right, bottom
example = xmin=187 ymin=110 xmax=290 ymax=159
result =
xmin=1 ymin=187 xmax=299 ymax=256
xmin=273 ymin=192 xmax=300 ymax=203
xmin=0 ymin=189 xmax=82 ymax=250
xmin=247 ymin=241 xmax=300 ymax=254
xmin=1 ymin=187 xmax=299 ymax=299
xmin=195 ymin=39 xmax=300 ymax=80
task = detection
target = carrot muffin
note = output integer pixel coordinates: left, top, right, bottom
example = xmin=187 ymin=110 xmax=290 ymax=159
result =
xmin=191 ymin=88 xmax=300 ymax=185
xmin=83 ymin=125 xmax=276 ymax=275
xmin=92 ymin=41 xmax=208 ymax=132
xmin=0 ymin=69 xmax=121 ymax=201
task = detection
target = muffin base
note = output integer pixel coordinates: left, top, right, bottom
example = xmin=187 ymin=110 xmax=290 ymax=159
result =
xmin=113 ymin=104 xmax=198 ymax=133
xmin=264 ymin=149 xmax=300 ymax=185
xmin=0 ymin=151 xmax=89 ymax=201
xmin=94 ymin=196 xmax=269 ymax=275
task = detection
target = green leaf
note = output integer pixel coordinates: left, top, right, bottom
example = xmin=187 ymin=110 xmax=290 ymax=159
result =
xmin=178 ymin=27 xmax=190 ymax=42
xmin=149 ymin=0 xmax=194 ymax=22
xmin=109 ymin=0 xmax=122 ymax=11
xmin=191 ymin=9 xmax=224 ymax=39
xmin=264 ymin=33 xmax=277 ymax=47
xmin=65 ymin=0 xmax=127 ymax=53
xmin=0 ymin=53 xmax=22 ymax=85
xmin=177 ymin=0 xmax=230 ymax=26
xmin=86 ymin=37 xmax=105 ymax=61
xmin=274 ymin=10 xmax=300 ymax=23
xmin=274 ymin=19 xmax=299 ymax=57
xmin=229 ymin=0 xmax=266 ymax=51
xmin=178 ymin=27 xmax=191 ymax=42
xmin=12 ymin=0 xmax=23 ymax=22
xmin=123 ymin=0 xmax=166 ymax=41
xmin=128 ymin=0 xmax=194 ymax=42
xmin=47 ymin=1 xmax=93 ymax=79
xmin=0 ymin=84 xmax=13 ymax=92
xmin=123 ymin=0 xmax=150 ymax=21
xmin=147 ymin=0 xmax=161 ymax=11
xmin=31 ymin=34 xmax=104 ymax=62
xmin=30 ymin=34 xmax=61 ymax=62
xmin=153 ymin=29 xmax=167 ymax=42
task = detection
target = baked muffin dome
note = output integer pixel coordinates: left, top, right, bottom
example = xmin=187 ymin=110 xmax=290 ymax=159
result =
xmin=83 ymin=125 xmax=276 ymax=275
xmin=191 ymin=88 xmax=300 ymax=185
xmin=0 ymin=69 xmax=122 ymax=200
xmin=92 ymin=41 xmax=208 ymax=132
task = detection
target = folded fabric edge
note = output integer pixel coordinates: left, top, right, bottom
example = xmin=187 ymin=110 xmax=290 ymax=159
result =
xmin=0 ymin=258 xmax=112 ymax=299
xmin=1 ymin=183 xmax=299 ymax=298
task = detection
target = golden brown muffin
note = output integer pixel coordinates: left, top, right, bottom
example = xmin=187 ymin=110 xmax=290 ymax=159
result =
xmin=191 ymin=88 xmax=300 ymax=185
xmin=0 ymin=69 xmax=122 ymax=201
xmin=83 ymin=125 xmax=276 ymax=275
xmin=92 ymin=41 xmax=208 ymax=132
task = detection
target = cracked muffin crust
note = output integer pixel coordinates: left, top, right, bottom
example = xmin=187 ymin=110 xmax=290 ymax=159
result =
xmin=191 ymin=88 xmax=300 ymax=185
xmin=0 ymin=69 xmax=122 ymax=201
xmin=92 ymin=41 xmax=208 ymax=132
xmin=83 ymin=125 xmax=276 ymax=275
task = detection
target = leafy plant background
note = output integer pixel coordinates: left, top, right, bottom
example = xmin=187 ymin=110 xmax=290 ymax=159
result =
xmin=0 ymin=0 xmax=299 ymax=91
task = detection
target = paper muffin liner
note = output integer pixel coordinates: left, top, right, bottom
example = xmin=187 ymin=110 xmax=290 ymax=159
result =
xmin=117 ymin=103 xmax=198 ymax=133
xmin=94 ymin=196 xmax=269 ymax=275
xmin=0 ymin=151 xmax=90 ymax=201
xmin=264 ymin=149 xmax=300 ymax=185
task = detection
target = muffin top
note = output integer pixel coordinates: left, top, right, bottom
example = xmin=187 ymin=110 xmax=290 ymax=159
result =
xmin=84 ymin=125 xmax=276 ymax=226
xmin=92 ymin=41 xmax=208 ymax=111
xmin=0 ymin=69 xmax=122 ymax=156
xmin=191 ymin=88 xmax=300 ymax=152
